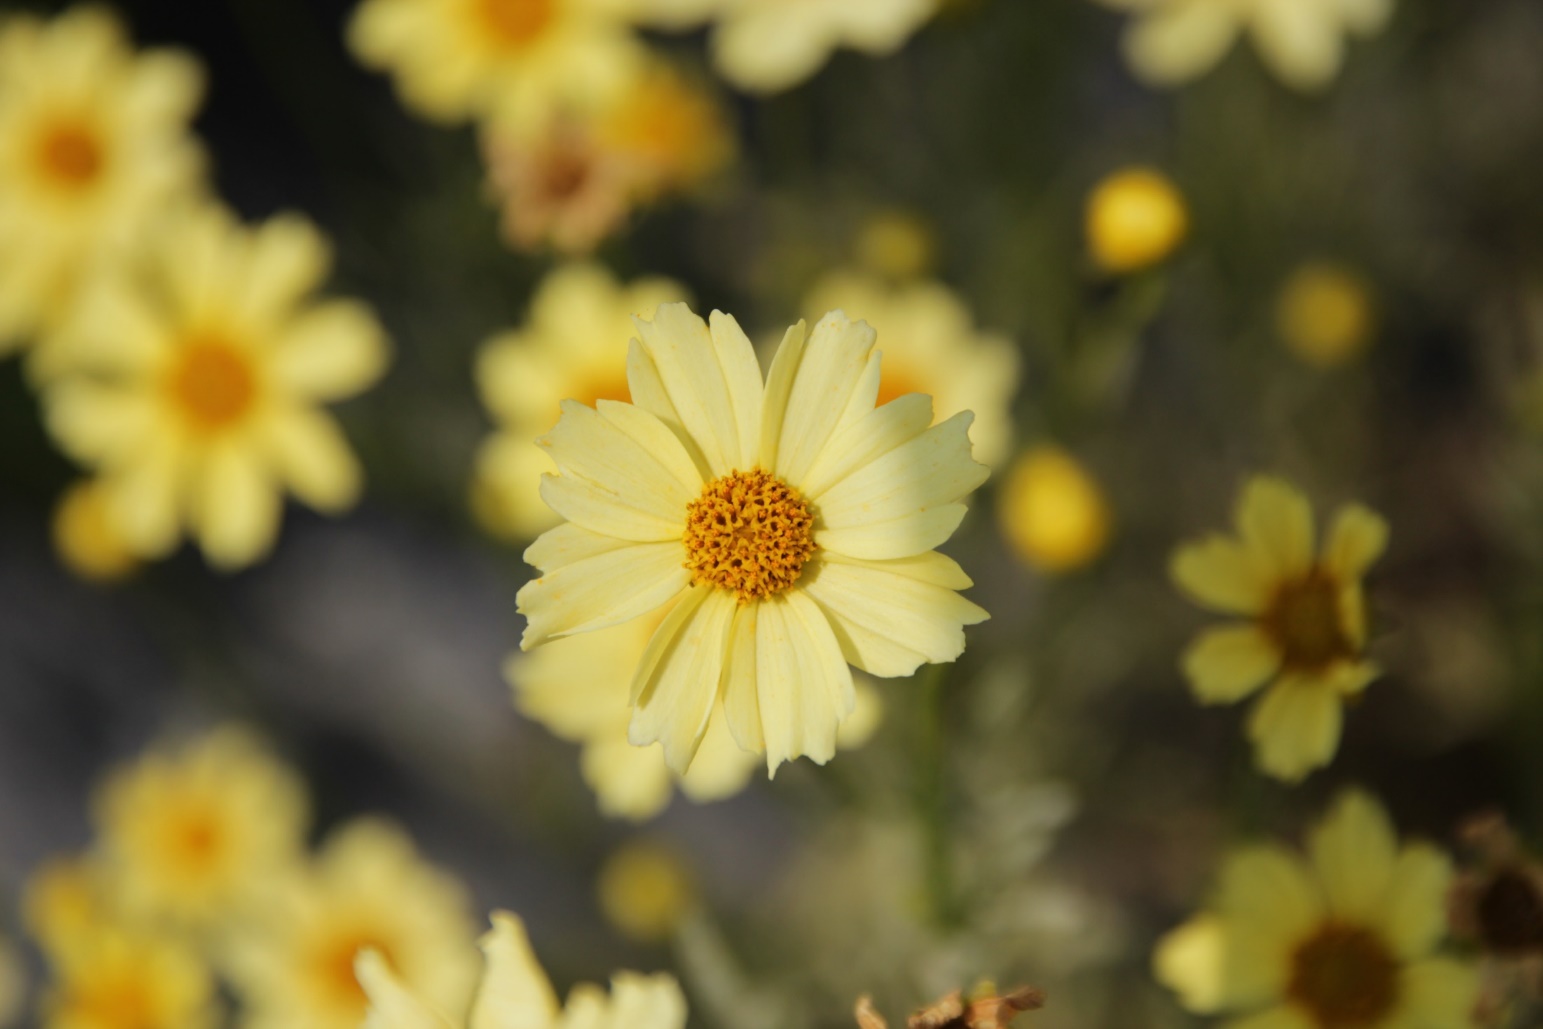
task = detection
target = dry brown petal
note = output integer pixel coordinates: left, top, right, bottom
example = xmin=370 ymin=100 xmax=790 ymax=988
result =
xmin=857 ymin=986 xmax=1044 ymax=1029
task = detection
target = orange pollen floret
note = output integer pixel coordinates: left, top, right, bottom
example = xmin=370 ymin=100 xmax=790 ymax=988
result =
xmin=683 ymin=469 xmax=816 ymax=604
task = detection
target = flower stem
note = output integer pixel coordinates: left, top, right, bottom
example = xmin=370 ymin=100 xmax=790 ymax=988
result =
xmin=916 ymin=660 xmax=960 ymax=927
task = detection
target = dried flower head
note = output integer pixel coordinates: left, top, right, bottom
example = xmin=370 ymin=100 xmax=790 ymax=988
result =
xmin=855 ymin=985 xmax=1045 ymax=1029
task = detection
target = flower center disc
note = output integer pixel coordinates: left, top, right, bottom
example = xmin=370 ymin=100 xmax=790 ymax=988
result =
xmin=168 ymin=338 xmax=257 ymax=430
xmin=683 ymin=469 xmax=816 ymax=604
xmin=1264 ymin=569 xmax=1352 ymax=671
xmin=1476 ymin=866 xmax=1543 ymax=955
xmin=477 ymin=0 xmax=554 ymax=48
xmin=35 ymin=121 xmax=104 ymax=189
xmin=1288 ymin=925 xmax=1398 ymax=1027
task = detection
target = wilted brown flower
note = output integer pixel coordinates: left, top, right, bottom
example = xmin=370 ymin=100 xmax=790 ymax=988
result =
xmin=855 ymin=985 xmax=1045 ymax=1029
xmin=1449 ymin=811 xmax=1543 ymax=1022
xmin=482 ymin=121 xmax=640 ymax=255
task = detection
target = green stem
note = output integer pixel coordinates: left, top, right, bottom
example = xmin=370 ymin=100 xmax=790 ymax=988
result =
xmin=916 ymin=660 xmax=958 ymax=927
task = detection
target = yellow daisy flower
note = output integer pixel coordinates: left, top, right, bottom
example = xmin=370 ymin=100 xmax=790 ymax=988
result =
xmin=997 ymin=445 xmax=1112 ymax=575
xmin=1093 ymin=0 xmax=1395 ymax=93
xmin=347 ymin=0 xmax=643 ymax=130
xmin=473 ymin=262 xmax=687 ymax=540
xmin=1154 ymin=790 xmax=1479 ymax=1029
xmin=92 ymin=726 xmax=308 ymax=929
xmin=227 ymin=818 xmax=478 ymax=1029
xmin=40 ymin=926 xmax=216 ymax=1029
xmin=356 ymin=909 xmax=687 ymax=1029
xmin=23 ymin=856 xmax=106 ymax=956
xmin=593 ymin=59 xmax=734 ymax=201
xmin=516 ymin=303 xmax=989 ymax=774
xmin=1276 ymin=262 xmax=1377 ymax=370
xmin=42 ymin=203 xmax=390 ymax=570
xmin=803 ymin=271 xmax=1020 ymax=468
xmin=0 ymin=5 xmax=203 ymax=354
xmin=1171 ymin=476 xmax=1389 ymax=781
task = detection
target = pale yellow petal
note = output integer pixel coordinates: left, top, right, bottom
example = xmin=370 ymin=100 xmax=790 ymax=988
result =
xmin=359 ymin=949 xmax=452 ymax=1029
xmin=1170 ymin=536 xmax=1274 ymax=615
xmin=722 ymin=604 xmax=764 ymax=752
xmin=1386 ymin=958 xmax=1479 ymax=1029
xmin=629 ymin=304 xmax=744 ymax=476
xmin=707 ymin=311 xmax=765 ymax=470
xmin=1322 ymin=503 xmax=1388 ymax=583
xmin=770 ymin=311 xmax=878 ymax=487
xmin=194 ymin=443 xmax=281 ymax=570
xmin=236 ymin=215 xmax=330 ymax=327
xmin=104 ymin=434 xmax=188 ymax=558
xmin=798 ymin=393 xmax=933 ymax=501
xmin=712 ymin=7 xmax=836 ymax=94
xmin=816 ymin=505 xmax=968 ymax=563
xmin=470 ymin=912 xmax=560 ymax=1029
xmin=1215 ymin=845 xmax=1324 ymax=954
xmin=271 ymin=299 xmax=390 ymax=400
xmin=1248 ymin=0 xmax=1345 ymax=92
xmin=122 ymin=49 xmax=204 ymax=125
xmin=1181 ymin=625 xmax=1282 ymax=705
xmin=758 ymin=589 xmax=855 ymax=773
xmin=1339 ymin=0 xmax=1393 ymax=36
xmin=1376 ymin=844 xmax=1452 ymax=961
xmin=1307 ymin=789 xmax=1398 ymax=924
xmin=677 ymin=709 xmax=759 ymax=803
xmin=581 ymin=736 xmax=675 ymax=822
xmin=1246 ymin=677 xmax=1343 ymax=782
xmin=539 ymin=473 xmax=684 ymax=542
xmin=629 ymin=588 xmax=737 ymax=773
xmin=603 ymin=972 xmax=688 ymax=1029
xmin=1153 ymin=916 xmax=1227 ymax=1014
xmin=538 ymin=401 xmax=697 ymax=530
xmin=757 ymin=321 xmax=808 ymax=474
xmin=1123 ymin=1 xmax=1242 ymax=86
xmin=261 ymin=407 xmax=362 ymax=513
xmin=44 ymin=382 xmax=158 ymax=464
xmin=516 ymin=543 xmax=690 ymax=649
xmin=1236 ymin=476 xmax=1315 ymax=581
xmin=523 ymin=523 xmax=634 ymax=574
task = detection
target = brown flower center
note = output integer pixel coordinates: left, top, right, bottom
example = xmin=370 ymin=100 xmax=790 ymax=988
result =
xmin=35 ymin=120 xmax=105 ymax=189
xmin=1288 ymin=924 xmax=1398 ymax=1027
xmin=476 ymin=0 xmax=554 ymax=48
xmin=1476 ymin=866 xmax=1543 ymax=955
xmin=167 ymin=337 xmax=257 ymax=430
xmin=684 ymin=469 xmax=816 ymax=603
xmin=1263 ymin=569 xmax=1353 ymax=672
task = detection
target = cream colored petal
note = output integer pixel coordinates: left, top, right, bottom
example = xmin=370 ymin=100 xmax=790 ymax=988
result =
xmin=712 ymin=7 xmax=837 ymax=94
xmin=359 ymin=949 xmax=452 ymax=1029
xmin=625 ymin=338 xmax=707 ymax=478
xmin=1376 ymin=844 xmax=1452 ymax=962
xmin=1246 ymin=677 xmax=1343 ymax=782
xmin=603 ymin=973 xmax=688 ymax=1029
xmin=261 ymin=407 xmax=362 ymax=513
xmin=1152 ymin=916 xmax=1227 ymax=1014
xmin=722 ymin=604 xmax=764 ymax=752
xmin=43 ymin=383 xmax=158 ymax=464
xmin=678 ymin=708 xmax=759 ymax=803
xmin=1222 ymin=1006 xmax=1317 ymax=1029
xmin=235 ymin=215 xmax=330 ymax=327
xmin=593 ymin=401 xmax=705 ymax=496
xmin=1170 ymin=536 xmax=1274 ymax=615
xmin=122 ymin=49 xmax=204 ymax=126
xmin=104 ymin=435 xmax=188 ymax=558
xmin=771 ymin=312 xmax=878 ymax=487
xmin=1325 ymin=658 xmax=1379 ymax=697
xmin=629 ymin=304 xmax=744 ymax=476
xmin=1236 ymin=476 xmax=1315 ymax=581
xmin=1181 ymin=625 xmax=1282 ymax=705
xmin=815 ymin=505 xmax=968 ymax=562
xmin=801 ymin=552 xmax=987 ymax=678
xmin=707 ymin=311 xmax=765 ymax=470
xmin=516 ymin=543 xmax=690 ymax=649
xmin=540 ymin=400 xmax=697 ymax=524
xmin=832 ymin=0 xmax=935 ymax=51
xmin=271 ymin=300 xmax=390 ymax=400
xmin=1123 ymin=1 xmax=1242 ymax=86
xmin=539 ymin=473 xmax=684 ymax=543
xmin=470 ymin=912 xmax=561 ymax=1029
xmin=48 ymin=281 xmax=172 ymax=378
xmin=524 ymin=522 xmax=634 ymax=574
xmin=1322 ymin=503 xmax=1388 ymax=582
xmin=1215 ymin=846 xmax=1325 ymax=953
xmin=758 ymin=589 xmax=855 ymax=773
xmin=757 ymin=321 xmax=807 ymax=473
xmin=1247 ymin=0 xmax=1345 ymax=91
xmin=798 ymin=393 xmax=933 ymax=501
xmin=194 ymin=442 xmax=281 ymax=570
xmin=1338 ymin=0 xmax=1393 ymax=36
xmin=581 ymin=735 xmax=675 ymax=822
xmin=629 ymin=588 xmax=737 ymax=773
xmin=1387 ymin=958 xmax=1479 ymax=1029
xmin=1307 ymin=788 xmax=1398 ymax=924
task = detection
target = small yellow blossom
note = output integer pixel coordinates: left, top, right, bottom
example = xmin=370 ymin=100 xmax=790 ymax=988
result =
xmin=516 ymin=303 xmax=988 ymax=775
xmin=24 ymin=856 xmax=107 ymax=955
xmin=855 ymin=210 xmax=935 ymax=281
xmin=0 ymin=934 xmax=23 ymax=1029
xmin=597 ymin=840 xmax=695 ymax=942
xmin=1171 ymin=476 xmax=1388 ymax=781
xmin=594 ymin=60 xmax=734 ymax=201
xmin=52 ymin=478 xmax=139 ymax=583
xmin=0 ymin=5 xmax=204 ymax=355
xmin=1276 ymin=261 xmax=1377 ymax=369
xmin=40 ymin=926 xmax=216 ymax=1029
xmin=1154 ymin=790 xmax=1478 ymax=1029
xmin=93 ymin=726 xmax=308 ymax=929
xmin=997 ymin=445 xmax=1111 ymax=574
xmin=804 ymin=270 xmax=1019 ymax=467
xmin=356 ymin=910 xmax=688 ymax=1029
xmin=228 ymin=818 xmax=478 ymax=1029
xmin=1094 ymin=0 xmax=1395 ymax=92
xmin=1085 ymin=167 xmax=1188 ymax=274
xmin=43 ymin=203 xmax=389 ymax=570
xmin=473 ymin=263 xmax=687 ymax=540
xmin=347 ymin=0 xmax=643 ymax=130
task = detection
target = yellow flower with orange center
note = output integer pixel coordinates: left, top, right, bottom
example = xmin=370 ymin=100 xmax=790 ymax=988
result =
xmin=92 ymin=726 xmax=308 ymax=929
xmin=347 ymin=0 xmax=644 ymax=130
xmin=0 ymin=6 xmax=203 ymax=354
xmin=1155 ymin=791 xmax=1478 ymax=1029
xmin=1171 ymin=476 xmax=1388 ymax=781
xmin=594 ymin=60 xmax=734 ymax=199
xmin=42 ymin=203 xmax=389 ymax=570
xmin=24 ymin=856 xmax=107 ymax=956
xmin=39 ymin=926 xmax=216 ymax=1029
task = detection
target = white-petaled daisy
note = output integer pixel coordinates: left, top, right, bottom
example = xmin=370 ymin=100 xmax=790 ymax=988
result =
xmin=516 ymin=303 xmax=988 ymax=774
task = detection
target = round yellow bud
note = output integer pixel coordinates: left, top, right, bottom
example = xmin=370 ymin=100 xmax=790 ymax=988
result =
xmin=597 ymin=840 xmax=694 ymax=943
xmin=855 ymin=211 xmax=934 ymax=281
xmin=998 ymin=446 xmax=1112 ymax=574
xmin=1275 ymin=262 xmax=1376 ymax=369
xmin=52 ymin=480 xmax=138 ymax=583
xmin=1085 ymin=167 xmax=1188 ymax=274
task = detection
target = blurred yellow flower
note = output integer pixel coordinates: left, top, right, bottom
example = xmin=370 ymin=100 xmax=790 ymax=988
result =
xmin=1154 ymin=790 xmax=1477 ymax=1029
xmin=0 ymin=6 xmax=203 ymax=354
xmin=52 ymin=478 xmax=139 ymax=583
xmin=24 ymin=856 xmax=108 ymax=956
xmin=594 ymin=60 xmax=734 ymax=201
xmin=0 ymin=934 xmax=23 ymax=1029
xmin=597 ymin=840 xmax=695 ymax=942
xmin=93 ymin=726 xmax=308 ymax=929
xmin=40 ymin=927 xmax=216 ymax=1029
xmin=43 ymin=204 xmax=389 ymax=570
xmin=1085 ymin=167 xmax=1188 ymax=274
xmin=1171 ymin=476 xmax=1388 ymax=781
xmin=804 ymin=270 xmax=1020 ymax=467
xmin=356 ymin=910 xmax=688 ymax=1029
xmin=347 ymin=0 xmax=643 ymax=130
xmin=1095 ymin=0 xmax=1394 ymax=92
xmin=517 ymin=304 xmax=987 ymax=774
xmin=228 ymin=818 xmax=478 ymax=1029
xmin=854 ymin=211 xmax=936 ymax=281
xmin=997 ymin=445 xmax=1111 ymax=574
xmin=473 ymin=263 xmax=687 ymax=540
xmin=1276 ymin=262 xmax=1377 ymax=369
